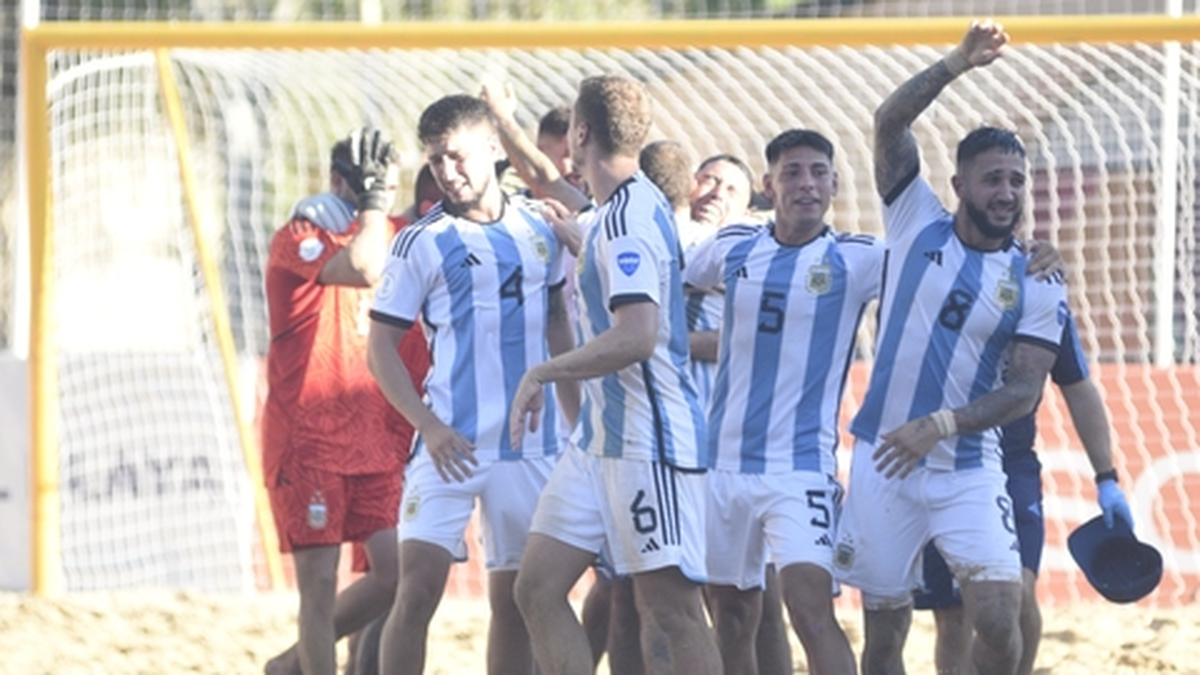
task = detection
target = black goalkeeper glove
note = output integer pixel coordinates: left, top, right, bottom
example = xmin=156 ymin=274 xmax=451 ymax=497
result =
xmin=334 ymin=126 xmax=394 ymax=213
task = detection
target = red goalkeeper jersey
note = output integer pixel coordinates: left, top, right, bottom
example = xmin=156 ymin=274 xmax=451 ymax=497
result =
xmin=262 ymin=214 xmax=430 ymax=481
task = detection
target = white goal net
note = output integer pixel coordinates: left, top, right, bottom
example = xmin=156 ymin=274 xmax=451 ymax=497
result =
xmin=21 ymin=21 xmax=1200 ymax=604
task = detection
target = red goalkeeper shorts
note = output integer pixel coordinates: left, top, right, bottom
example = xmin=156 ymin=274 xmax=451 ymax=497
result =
xmin=268 ymin=462 xmax=401 ymax=553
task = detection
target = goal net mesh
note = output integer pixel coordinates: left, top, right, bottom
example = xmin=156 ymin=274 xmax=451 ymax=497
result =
xmin=32 ymin=31 xmax=1200 ymax=604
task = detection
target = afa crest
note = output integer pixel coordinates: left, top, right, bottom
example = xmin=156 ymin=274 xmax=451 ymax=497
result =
xmin=531 ymin=233 xmax=552 ymax=264
xmin=834 ymin=541 xmax=855 ymax=570
xmin=995 ymin=278 xmax=1020 ymax=310
xmin=806 ymin=264 xmax=832 ymax=295
xmin=403 ymin=493 xmax=421 ymax=521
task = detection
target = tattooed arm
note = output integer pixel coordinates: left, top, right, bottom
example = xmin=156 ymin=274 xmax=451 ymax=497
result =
xmin=872 ymin=339 xmax=1057 ymax=479
xmin=874 ymin=20 xmax=1010 ymax=200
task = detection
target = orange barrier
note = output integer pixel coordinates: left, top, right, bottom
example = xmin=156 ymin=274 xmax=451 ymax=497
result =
xmin=833 ymin=363 xmax=1200 ymax=609
xmin=311 ymin=363 xmax=1199 ymax=609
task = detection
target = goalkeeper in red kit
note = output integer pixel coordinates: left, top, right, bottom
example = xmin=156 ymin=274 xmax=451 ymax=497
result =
xmin=262 ymin=127 xmax=430 ymax=675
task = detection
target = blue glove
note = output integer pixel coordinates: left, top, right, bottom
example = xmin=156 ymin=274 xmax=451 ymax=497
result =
xmin=1098 ymin=478 xmax=1133 ymax=529
xmin=292 ymin=192 xmax=356 ymax=235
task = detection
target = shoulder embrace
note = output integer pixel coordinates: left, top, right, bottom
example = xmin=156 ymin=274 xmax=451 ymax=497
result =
xmin=1033 ymin=270 xmax=1067 ymax=287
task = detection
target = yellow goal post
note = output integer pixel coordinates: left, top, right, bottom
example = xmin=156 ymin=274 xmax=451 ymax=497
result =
xmin=20 ymin=16 xmax=1200 ymax=602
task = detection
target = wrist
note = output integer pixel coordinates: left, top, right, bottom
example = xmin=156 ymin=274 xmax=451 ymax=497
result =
xmin=944 ymin=48 xmax=972 ymax=76
xmin=1094 ymin=468 xmax=1118 ymax=485
xmin=929 ymin=409 xmax=957 ymax=439
xmin=357 ymin=189 xmax=390 ymax=213
xmin=527 ymin=363 xmax=548 ymax=386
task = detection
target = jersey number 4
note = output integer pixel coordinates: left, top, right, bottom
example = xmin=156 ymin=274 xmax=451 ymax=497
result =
xmin=500 ymin=267 xmax=524 ymax=306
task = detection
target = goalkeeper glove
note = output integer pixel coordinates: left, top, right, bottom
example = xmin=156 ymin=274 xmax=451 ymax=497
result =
xmin=1097 ymin=476 xmax=1133 ymax=530
xmin=334 ymin=126 xmax=394 ymax=213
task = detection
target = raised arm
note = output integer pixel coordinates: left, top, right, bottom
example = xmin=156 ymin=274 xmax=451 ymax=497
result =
xmin=480 ymin=81 xmax=591 ymax=213
xmin=318 ymin=127 xmax=398 ymax=287
xmin=874 ymin=20 xmax=1009 ymax=200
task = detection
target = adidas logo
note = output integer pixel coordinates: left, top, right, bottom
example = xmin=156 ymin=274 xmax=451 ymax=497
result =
xmin=814 ymin=533 xmax=833 ymax=548
xmin=924 ymin=250 xmax=943 ymax=266
xmin=733 ymin=266 xmax=748 ymax=278
xmin=462 ymin=252 xmax=482 ymax=267
xmin=641 ymin=538 xmax=661 ymax=554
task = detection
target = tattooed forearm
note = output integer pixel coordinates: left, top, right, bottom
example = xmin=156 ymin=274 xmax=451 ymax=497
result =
xmin=952 ymin=342 xmax=1057 ymax=434
xmin=952 ymin=385 xmax=1035 ymax=435
xmin=873 ymin=60 xmax=961 ymax=198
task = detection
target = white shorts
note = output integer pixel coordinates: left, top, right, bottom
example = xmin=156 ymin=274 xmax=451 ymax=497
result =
xmin=707 ymin=470 xmax=842 ymax=591
xmin=833 ymin=437 xmax=1021 ymax=606
xmin=398 ymin=452 xmax=555 ymax=571
xmin=531 ymin=444 xmax=708 ymax=582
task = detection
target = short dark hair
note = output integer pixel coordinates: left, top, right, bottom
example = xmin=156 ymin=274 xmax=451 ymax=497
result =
xmin=418 ymin=94 xmax=493 ymax=144
xmin=956 ymin=126 xmax=1026 ymax=167
xmin=574 ymin=75 xmax=651 ymax=158
xmin=330 ymin=137 xmax=352 ymax=175
xmin=537 ymin=106 xmax=571 ymax=140
xmin=639 ymin=140 xmax=692 ymax=211
xmin=696 ymin=154 xmax=755 ymax=199
xmin=765 ymin=129 xmax=834 ymax=165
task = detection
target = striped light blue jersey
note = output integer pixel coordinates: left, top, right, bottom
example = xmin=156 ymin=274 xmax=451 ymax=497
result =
xmin=573 ymin=172 xmax=708 ymax=469
xmin=849 ymin=175 xmax=1068 ymax=472
xmin=370 ymin=195 xmax=565 ymax=461
xmin=686 ymin=223 xmax=883 ymax=475
xmin=680 ymin=220 xmax=723 ymax=409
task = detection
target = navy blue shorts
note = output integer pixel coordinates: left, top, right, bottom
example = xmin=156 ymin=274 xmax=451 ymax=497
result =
xmin=913 ymin=455 xmax=1044 ymax=610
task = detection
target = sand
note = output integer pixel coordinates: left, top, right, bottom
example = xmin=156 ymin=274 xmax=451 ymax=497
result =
xmin=0 ymin=589 xmax=1197 ymax=674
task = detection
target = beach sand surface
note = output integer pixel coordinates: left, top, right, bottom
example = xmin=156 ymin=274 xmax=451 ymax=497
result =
xmin=1 ymin=590 xmax=1198 ymax=674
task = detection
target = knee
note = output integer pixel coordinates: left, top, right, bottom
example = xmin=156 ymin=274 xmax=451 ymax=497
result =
xmin=715 ymin=602 xmax=761 ymax=641
xmin=638 ymin=593 xmax=706 ymax=638
xmin=513 ymin=569 xmax=543 ymax=620
xmin=491 ymin=597 xmax=526 ymax=630
xmin=489 ymin=575 xmax=523 ymax=621
xmin=785 ymin=604 xmax=838 ymax=644
xmin=862 ymin=605 xmax=912 ymax=660
xmin=367 ymin=559 xmax=399 ymax=593
xmin=303 ymin=574 xmax=338 ymax=604
xmin=1019 ymin=584 xmax=1041 ymax=637
xmin=297 ymin=563 xmax=340 ymax=600
xmin=1020 ymin=597 xmax=1041 ymax=634
xmin=972 ymin=606 xmax=1021 ymax=654
xmin=780 ymin=582 xmax=835 ymax=639
xmin=759 ymin=590 xmax=786 ymax=629
xmin=392 ymin=575 xmax=442 ymax=620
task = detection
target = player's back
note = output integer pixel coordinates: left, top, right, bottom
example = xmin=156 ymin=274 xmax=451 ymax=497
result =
xmin=573 ymin=172 xmax=706 ymax=469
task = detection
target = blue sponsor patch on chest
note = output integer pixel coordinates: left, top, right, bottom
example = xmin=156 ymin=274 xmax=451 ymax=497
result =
xmin=617 ymin=251 xmax=641 ymax=276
